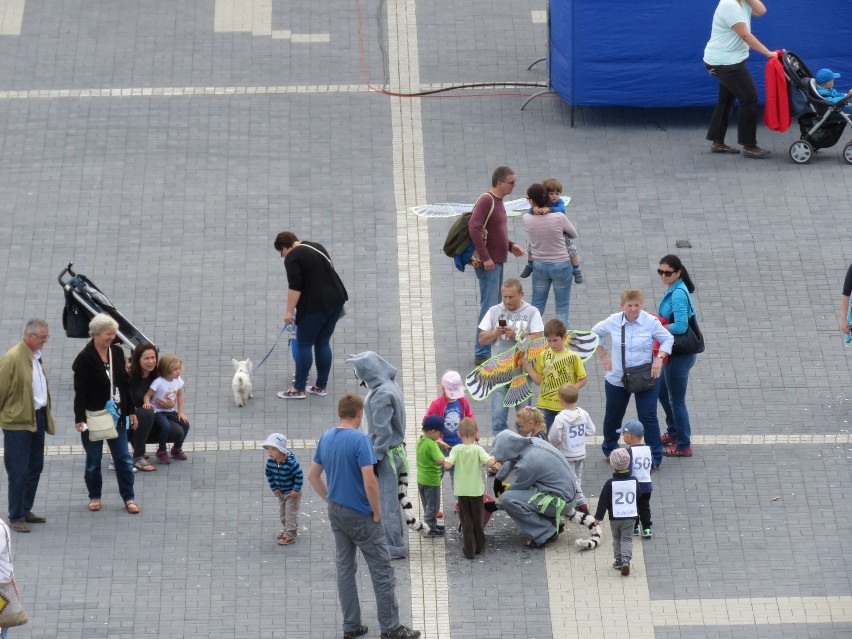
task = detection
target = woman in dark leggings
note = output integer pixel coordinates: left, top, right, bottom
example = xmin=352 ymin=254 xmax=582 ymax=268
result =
xmin=127 ymin=342 xmax=187 ymax=471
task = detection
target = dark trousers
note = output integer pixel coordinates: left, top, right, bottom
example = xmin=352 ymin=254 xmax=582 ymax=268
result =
xmin=457 ymin=495 xmax=485 ymax=559
xmin=602 ymin=380 xmax=663 ymax=466
xmin=132 ymin=407 xmax=189 ymax=460
xmin=81 ymin=423 xmax=135 ymax=502
xmin=153 ymin=411 xmax=190 ymax=450
xmin=705 ymin=61 xmax=759 ymax=146
xmin=4 ymin=409 xmax=47 ymax=520
xmin=636 ymin=491 xmax=652 ymax=530
xmin=294 ymin=305 xmax=344 ymax=391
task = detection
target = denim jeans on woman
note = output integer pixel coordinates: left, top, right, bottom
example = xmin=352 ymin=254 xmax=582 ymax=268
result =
xmin=705 ymin=61 xmax=758 ymax=146
xmin=658 ymin=353 xmax=697 ymax=451
xmin=602 ymin=380 xmax=663 ymax=467
xmin=531 ymin=261 xmax=573 ymax=328
xmin=82 ymin=421 xmax=134 ymax=502
xmin=294 ymin=305 xmax=344 ymax=391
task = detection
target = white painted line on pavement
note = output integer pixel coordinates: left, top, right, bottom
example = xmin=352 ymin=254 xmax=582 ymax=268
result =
xmin=0 ymin=0 xmax=25 ymax=35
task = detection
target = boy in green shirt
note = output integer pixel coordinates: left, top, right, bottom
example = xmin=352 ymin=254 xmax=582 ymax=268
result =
xmin=443 ymin=418 xmax=497 ymax=559
xmin=417 ymin=416 xmax=446 ymax=536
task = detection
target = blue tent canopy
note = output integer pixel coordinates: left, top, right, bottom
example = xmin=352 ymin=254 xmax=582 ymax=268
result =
xmin=549 ymin=0 xmax=852 ymax=107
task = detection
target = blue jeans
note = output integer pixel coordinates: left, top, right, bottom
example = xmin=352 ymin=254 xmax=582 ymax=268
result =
xmin=475 ymin=264 xmax=504 ymax=360
xmin=541 ymin=408 xmax=559 ymax=433
xmin=490 ymin=384 xmax=530 ymax=434
xmin=531 ymin=261 xmax=573 ymax=327
xmin=81 ymin=421 xmax=135 ymax=502
xmin=658 ymin=353 xmax=697 ymax=450
xmin=153 ymin=411 xmax=190 ymax=450
xmin=4 ymin=409 xmax=47 ymax=521
xmin=294 ymin=305 xmax=344 ymax=391
xmin=602 ymin=380 xmax=663 ymax=466
xmin=418 ymin=483 xmax=440 ymax=531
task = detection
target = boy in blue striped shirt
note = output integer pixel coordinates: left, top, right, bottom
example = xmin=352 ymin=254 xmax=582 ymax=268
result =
xmin=264 ymin=433 xmax=303 ymax=545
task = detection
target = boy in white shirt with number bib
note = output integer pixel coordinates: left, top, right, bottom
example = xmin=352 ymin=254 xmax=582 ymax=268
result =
xmin=618 ymin=420 xmax=653 ymax=539
xmin=548 ymin=383 xmax=595 ymax=513
xmin=594 ymin=448 xmax=638 ymax=576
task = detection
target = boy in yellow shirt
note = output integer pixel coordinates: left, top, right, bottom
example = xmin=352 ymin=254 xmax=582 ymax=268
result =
xmin=521 ymin=319 xmax=587 ymax=432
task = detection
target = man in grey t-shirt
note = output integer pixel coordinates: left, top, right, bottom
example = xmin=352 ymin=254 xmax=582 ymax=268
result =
xmin=477 ymin=279 xmax=543 ymax=433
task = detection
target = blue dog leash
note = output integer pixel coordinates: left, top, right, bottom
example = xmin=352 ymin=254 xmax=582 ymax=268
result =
xmin=250 ymin=324 xmax=295 ymax=373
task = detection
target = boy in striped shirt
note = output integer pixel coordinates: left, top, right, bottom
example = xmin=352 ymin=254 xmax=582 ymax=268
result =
xmin=264 ymin=433 xmax=303 ymax=545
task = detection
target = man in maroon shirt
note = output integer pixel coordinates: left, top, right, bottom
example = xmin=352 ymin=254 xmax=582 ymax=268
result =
xmin=469 ymin=166 xmax=527 ymax=364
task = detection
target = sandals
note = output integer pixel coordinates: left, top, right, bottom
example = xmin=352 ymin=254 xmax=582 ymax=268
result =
xmin=125 ymin=500 xmax=141 ymax=514
xmin=134 ymin=459 xmax=157 ymax=472
xmin=88 ymin=499 xmax=101 ymax=512
xmin=278 ymin=534 xmax=296 ymax=545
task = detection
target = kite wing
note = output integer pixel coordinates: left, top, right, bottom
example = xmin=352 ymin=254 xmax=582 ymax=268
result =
xmin=565 ymin=330 xmax=600 ymax=360
xmin=465 ymin=345 xmax=522 ymax=401
xmin=411 ymin=196 xmax=571 ymax=219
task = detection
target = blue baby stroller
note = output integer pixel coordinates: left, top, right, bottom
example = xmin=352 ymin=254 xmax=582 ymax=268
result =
xmin=782 ymin=51 xmax=852 ymax=164
xmin=58 ymin=262 xmax=151 ymax=349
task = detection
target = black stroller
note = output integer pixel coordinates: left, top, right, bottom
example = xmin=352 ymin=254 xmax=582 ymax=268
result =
xmin=782 ymin=51 xmax=852 ymax=164
xmin=58 ymin=262 xmax=151 ymax=349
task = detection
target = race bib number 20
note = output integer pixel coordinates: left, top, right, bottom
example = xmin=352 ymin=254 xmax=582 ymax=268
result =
xmin=611 ymin=479 xmax=638 ymax=518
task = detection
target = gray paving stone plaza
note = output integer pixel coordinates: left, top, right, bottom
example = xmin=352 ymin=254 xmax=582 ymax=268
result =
xmin=0 ymin=0 xmax=851 ymax=637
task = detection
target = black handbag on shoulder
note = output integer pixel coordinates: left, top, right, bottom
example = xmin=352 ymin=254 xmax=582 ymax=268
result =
xmin=620 ymin=320 xmax=657 ymax=394
xmin=669 ymin=311 xmax=705 ymax=357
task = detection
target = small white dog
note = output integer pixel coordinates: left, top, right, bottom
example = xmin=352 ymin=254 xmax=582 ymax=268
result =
xmin=231 ymin=359 xmax=253 ymax=407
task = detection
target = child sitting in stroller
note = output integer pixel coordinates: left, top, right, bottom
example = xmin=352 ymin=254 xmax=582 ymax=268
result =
xmin=815 ymin=68 xmax=852 ymax=114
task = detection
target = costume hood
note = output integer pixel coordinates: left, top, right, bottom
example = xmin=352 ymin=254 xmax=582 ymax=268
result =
xmin=347 ymin=351 xmax=397 ymax=390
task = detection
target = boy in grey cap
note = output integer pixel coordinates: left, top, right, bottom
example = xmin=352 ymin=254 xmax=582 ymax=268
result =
xmin=263 ymin=433 xmax=303 ymax=545
xmin=594 ymin=448 xmax=638 ymax=576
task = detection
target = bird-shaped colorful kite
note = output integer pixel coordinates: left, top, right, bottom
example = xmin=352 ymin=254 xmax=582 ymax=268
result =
xmin=465 ymin=329 xmax=599 ymax=407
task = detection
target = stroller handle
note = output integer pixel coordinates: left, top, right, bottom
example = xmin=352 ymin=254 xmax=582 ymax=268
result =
xmin=57 ymin=262 xmax=76 ymax=286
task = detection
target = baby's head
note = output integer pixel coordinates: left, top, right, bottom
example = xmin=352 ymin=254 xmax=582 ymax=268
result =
xmin=617 ymin=420 xmax=645 ymax=445
xmin=558 ymin=383 xmax=578 ymax=409
xmin=816 ymin=68 xmax=840 ymax=89
xmin=542 ymin=178 xmax=563 ymax=205
xmin=263 ymin=433 xmax=289 ymax=463
xmin=515 ymin=406 xmax=545 ymax=437
xmin=422 ymin=415 xmax=444 ymax=441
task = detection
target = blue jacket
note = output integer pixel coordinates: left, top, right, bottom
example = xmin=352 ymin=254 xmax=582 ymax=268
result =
xmin=265 ymin=454 xmax=303 ymax=495
xmin=658 ymin=280 xmax=694 ymax=336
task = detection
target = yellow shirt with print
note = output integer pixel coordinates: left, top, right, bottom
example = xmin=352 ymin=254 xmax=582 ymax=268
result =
xmin=532 ymin=347 xmax=586 ymax=412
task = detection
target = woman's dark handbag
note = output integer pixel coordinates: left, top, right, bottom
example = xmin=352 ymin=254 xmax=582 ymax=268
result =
xmin=670 ymin=314 xmax=705 ymax=357
xmin=621 ymin=321 xmax=657 ymax=394
xmin=622 ymin=364 xmax=656 ymax=394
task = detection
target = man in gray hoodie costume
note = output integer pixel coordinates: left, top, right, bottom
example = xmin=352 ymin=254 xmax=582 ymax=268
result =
xmin=347 ymin=351 xmax=409 ymax=559
xmin=490 ymin=430 xmax=580 ymax=547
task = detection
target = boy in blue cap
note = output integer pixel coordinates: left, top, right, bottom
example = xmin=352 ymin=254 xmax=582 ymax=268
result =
xmin=617 ymin=420 xmax=654 ymax=539
xmin=815 ymin=68 xmax=852 ymax=114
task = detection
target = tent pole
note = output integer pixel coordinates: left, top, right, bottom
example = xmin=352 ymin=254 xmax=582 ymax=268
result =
xmin=521 ymin=0 xmax=555 ymax=110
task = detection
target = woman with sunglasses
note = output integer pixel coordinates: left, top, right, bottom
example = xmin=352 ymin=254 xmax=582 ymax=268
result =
xmin=657 ymin=255 xmax=698 ymax=457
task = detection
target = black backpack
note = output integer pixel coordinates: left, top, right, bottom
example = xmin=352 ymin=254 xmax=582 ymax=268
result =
xmin=442 ymin=194 xmax=495 ymax=258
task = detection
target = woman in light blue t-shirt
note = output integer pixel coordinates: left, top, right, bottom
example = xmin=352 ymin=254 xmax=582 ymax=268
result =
xmin=703 ymin=0 xmax=776 ymax=158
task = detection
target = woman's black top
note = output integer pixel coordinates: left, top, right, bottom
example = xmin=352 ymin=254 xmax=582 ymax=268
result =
xmin=283 ymin=241 xmax=348 ymax=321
xmin=72 ymin=341 xmax=135 ymax=423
